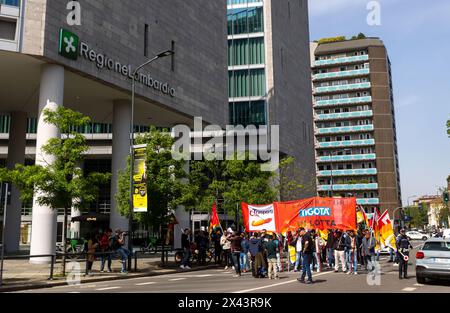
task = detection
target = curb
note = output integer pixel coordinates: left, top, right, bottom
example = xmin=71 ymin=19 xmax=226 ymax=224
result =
xmin=0 ymin=264 xmax=220 ymax=293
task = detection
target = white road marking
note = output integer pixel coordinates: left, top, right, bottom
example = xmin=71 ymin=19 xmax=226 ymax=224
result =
xmin=135 ymin=282 xmax=157 ymax=286
xmin=413 ymin=283 xmax=424 ymax=287
xmin=96 ymin=286 xmax=121 ymax=291
xmin=67 ymin=291 xmax=80 ymax=293
xmin=169 ymin=278 xmax=186 ymax=281
xmin=402 ymin=287 xmax=416 ymax=292
xmin=233 ymin=271 xmax=332 ymax=293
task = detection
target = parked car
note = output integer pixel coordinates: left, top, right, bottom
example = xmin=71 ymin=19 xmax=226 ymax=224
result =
xmin=415 ymin=238 xmax=450 ymax=284
xmin=406 ymin=231 xmax=429 ymax=241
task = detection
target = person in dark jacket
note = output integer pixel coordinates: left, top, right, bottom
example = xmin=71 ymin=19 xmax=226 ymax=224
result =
xmin=181 ymin=228 xmax=192 ymax=269
xmin=263 ymin=235 xmax=279 ymax=279
xmin=326 ymin=229 xmax=335 ymax=269
xmin=248 ymin=233 xmax=265 ymax=277
xmin=195 ymin=229 xmax=209 ymax=265
xmin=240 ymin=233 xmax=250 ymax=272
xmin=228 ymin=231 xmax=243 ymax=277
xmin=396 ymin=229 xmax=413 ymax=279
xmin=211 ymin=229 xmax=222 ymax=264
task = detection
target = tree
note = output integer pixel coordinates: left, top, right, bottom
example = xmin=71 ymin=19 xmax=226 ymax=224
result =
xmin=447 ymin=119 xmax=450 ymax=137
xmin=6 ymin=107 xmax=110 ymax=274
xmin=403 ymin=205 xmax=428 ymax=229
xmin=275 ymin=156 xmax=316 ymax=201
xmin=116 ymin=127 xmax=191 ymax=238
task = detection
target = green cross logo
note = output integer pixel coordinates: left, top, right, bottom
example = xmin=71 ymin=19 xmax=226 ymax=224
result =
xmin=59 ymin=29 xmax=79 ymax=60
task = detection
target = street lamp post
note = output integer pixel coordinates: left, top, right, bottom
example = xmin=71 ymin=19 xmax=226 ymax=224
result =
xmin=128 ymin=50 xmax=174 ymax=269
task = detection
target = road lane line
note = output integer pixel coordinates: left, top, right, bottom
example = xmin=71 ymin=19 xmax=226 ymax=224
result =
xmin=233 ymin=271 xmax=332 ymax=293
xmin=67 ymin=291 xmax=81 ymax=293
xmin=135 ymin=282 xmax=157 ymax=286
xmin=96 ymin=286 xmax=121 ymax=291
xmin=169 ymin=278 xmax=186 ymax=281
xmin=402 ymin=287 xmax=416 ymax=292
xmin=413 ymin=283 xmax=424 ymax=287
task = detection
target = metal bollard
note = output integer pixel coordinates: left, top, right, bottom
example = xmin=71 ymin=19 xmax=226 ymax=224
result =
xmin=85 ymin=252 xmax=89 ymax=276
xmin=134 ymin=252 xmax=138 ymax=272
xmin=48 ymin=255 xmax=55 ymax=280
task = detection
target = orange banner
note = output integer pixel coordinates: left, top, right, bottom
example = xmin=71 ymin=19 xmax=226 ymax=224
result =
xmin=242 ymin=197 xmax=357 ymax=233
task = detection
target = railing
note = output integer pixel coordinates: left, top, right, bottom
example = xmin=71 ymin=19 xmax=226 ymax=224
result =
xmin=315 ymin=96 xmax=372 ymax=107
xmin=317 ymin=168 xmax=377 ymax=176
xmin=318 ymin=183 xmax=378 ymax=191
xmin=313 ymin=68 xmax=370 ymax=80
xmin=316 ymin=153 xmax=377 ymax=162
xmin=316 ymin=124 xmax=374 ymax=135
xmin=315 ymin=110 xmax=373 ymax=121
xmin=316 ymin=139 xmax=375 ymax=148
xmin=314 ymin=55 xmax=369 ymax=67
xmin=314 ymin=82 xmax=371 ymax=94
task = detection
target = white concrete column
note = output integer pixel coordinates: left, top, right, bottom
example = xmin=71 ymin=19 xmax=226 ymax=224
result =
xmin=174 ymin=161 xmax=190 ymax=249
xmin=29 ymin=64 xmax=64 ymax=263
xmin=4 ymin=111 xmax=27 ymax=253
xmin=109 ymin=100 xmax=131 ymax=232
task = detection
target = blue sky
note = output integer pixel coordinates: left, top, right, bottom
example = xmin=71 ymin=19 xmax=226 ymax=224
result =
xmin=308 ymin=0 xmax=450 ymax=206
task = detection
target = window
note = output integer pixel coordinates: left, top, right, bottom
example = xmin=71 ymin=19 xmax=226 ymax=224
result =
xmin=228 ymin=69 xmax=266 ymax=97
xmin=346 ymin=164 xmax=352 ymax=169
xmin=229 ymin=101 xmax=266 ymax=127
xmin=144 ymin=24 xmax=149 ymax=57
xmin=345 ymin=136 xmax=350 ymax=141
xmin=227 ymin=7 xmax=264 ymax=36
xmin=228 ymin=37 xmax=265 ymax=66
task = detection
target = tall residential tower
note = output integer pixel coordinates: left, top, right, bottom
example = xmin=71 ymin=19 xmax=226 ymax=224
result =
xmin=311 ymin=38 xmax=401 ymax=215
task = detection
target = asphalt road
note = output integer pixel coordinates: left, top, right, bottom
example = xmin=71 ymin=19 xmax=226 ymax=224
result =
xmin=14 ymin=241 xmax=450 ymax=293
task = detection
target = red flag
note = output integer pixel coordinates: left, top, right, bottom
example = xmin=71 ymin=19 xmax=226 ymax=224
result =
xmin=209 ymin=203 xmax=220 ymax=233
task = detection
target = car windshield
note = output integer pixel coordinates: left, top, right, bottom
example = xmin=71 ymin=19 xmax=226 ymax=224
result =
xmin=422 ymin=241 xmax=450 ymax=251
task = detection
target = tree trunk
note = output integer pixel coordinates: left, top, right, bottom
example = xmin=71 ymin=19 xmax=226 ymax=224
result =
xmin=61 ymin=206 xmax=68 ymax=276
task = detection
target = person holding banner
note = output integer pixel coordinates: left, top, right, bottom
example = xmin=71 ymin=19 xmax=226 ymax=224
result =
xmin=396 ymin=229 xmax=413 ymax=279
xmin=298 ymin=228 xmax=314 ymax=284
xmin=361 ymin=229 xmax=376 ymax=272
xmin=347 ymin=230 xmax=358 ymax=275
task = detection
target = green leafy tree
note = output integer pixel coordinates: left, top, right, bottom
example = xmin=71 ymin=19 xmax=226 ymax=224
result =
xmin=6 ymin=107 xmax=110 ymax=274
xmin=275 ymin=156 xmax=316 ymax=201
xmin=447 ymin=119 xmax=450 ymax=137
xmin=116 ymin=127 xmax=191 ymax=237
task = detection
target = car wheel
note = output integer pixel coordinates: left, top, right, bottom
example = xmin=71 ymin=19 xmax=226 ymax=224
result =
xmin=422 ymin=236 xmax=428 ymax=241
xmin=416 ymin=275 xmax=426 ymax=284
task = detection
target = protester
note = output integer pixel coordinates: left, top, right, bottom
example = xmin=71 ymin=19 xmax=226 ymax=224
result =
xmin=248 ymin=232 xmax=263 ymax=277
xmin=221 ymin=228 xmax=233 ymax=270
xmin=112 ymin=229 xmax=130 ymax=274
xmin=298 ymin=228 xmax=313 ymax=284
xmin=326 ymin=229 xmax=335 ymax=269
xmin=181 ymin=228 xmax=192 ymax=270
xmin=86 ymin=232 xmax=98 ymax=276
xmin=212 ymin=229 xmax=223 ymax=264
xmin=333 ymin=230 xmax=347 ymax=273
xmin=263 ymin=235 xmax=279 ymax=279
xmin=396 ymin=229 xmax=413 ymax=279
xmin=347 ymin=230 xmax=358 ymax=275
xmin=361 ymin=229 xmax=376 ymax=272
xmin=195 ymin=228 xmax=209 ymax=265
xmin=294 ymin=228 xmax=304 ymax=272
xmin=314 ymin=230 xmax=324 ymax=273
xmin=99 ymin=228 xmax=112 ymax=273
xmin=240 ymin=233 xmax=250 ymax=272
xmin=229 ymin=231 xmax=243 ymax=277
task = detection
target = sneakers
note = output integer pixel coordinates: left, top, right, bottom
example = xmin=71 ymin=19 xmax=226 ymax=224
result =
xmin=224 ymin=266 xmax=228 ymax=270
xmin=120 ymin=270 xmax=128 ymax=274
xmin=297 ymin=278 xmax=305 ymax=283
xmin=185 ymin=266 xmax=191 ymax=269
xmin=306 ymin=280 xmax=313 ymax=284
xmin=346 ymin=271 xmax=351 ymax=275
xmin=180 ymin=265 xmax=185 ymax=269
xmin=233 ymin=274 xmax=240 ymax=278
xmin=232 ymin=266 xmax=235 ymax=270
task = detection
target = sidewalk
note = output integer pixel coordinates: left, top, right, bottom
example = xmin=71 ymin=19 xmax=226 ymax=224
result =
xmin=0 ymin=254 xmax=220 ymax=292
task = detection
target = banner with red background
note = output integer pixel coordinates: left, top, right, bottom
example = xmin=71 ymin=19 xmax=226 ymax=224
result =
xmin=242 ymin=197 xmax=357 ymax=233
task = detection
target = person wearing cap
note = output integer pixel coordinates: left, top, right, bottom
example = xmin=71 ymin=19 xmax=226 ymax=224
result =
xmin=396 ymin=229 xmax=413 ymax=279
xmin=112 ymin=229 xmax=130 ymax=274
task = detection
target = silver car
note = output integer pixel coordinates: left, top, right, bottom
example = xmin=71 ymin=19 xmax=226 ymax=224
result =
xmin=415 ymin=238 xmax=450 ymax=284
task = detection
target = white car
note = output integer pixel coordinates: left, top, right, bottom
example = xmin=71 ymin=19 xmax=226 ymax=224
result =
xmin=406 ymin=231 xmax=429 ymax=241
xmin=415 ymin=238 xmax=450 ymax=284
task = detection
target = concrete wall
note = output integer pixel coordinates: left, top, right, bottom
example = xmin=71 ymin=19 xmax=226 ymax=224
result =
xmin=265 ymin=0 xmax=316 ymax=198
xmin=22 ymin=0 xmax=228 ymax=126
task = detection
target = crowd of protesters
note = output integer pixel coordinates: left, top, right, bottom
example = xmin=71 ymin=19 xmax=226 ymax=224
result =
xmin=181 ymin=225 xmax=414 ymax=283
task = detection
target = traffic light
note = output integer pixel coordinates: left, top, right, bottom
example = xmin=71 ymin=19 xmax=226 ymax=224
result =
xmin=444 ymin=191 xmax=449 ymax=204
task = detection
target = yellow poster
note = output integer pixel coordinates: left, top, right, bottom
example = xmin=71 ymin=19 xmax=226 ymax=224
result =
xmin=133 ymin=145 xmax=148 ymax=213
xmin=289 ymin=245 xmax=296 ymax=263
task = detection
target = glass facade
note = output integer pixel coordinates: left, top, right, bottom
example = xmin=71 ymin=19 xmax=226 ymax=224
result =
xmin=229 ymin=101 xmax=265 ymax=127
xmin=1 ymin=0 xmax=19 ymax=6
xmin=228 ymin=37 xmax=265 ymax=66
xmin=227 ymin=7 xmax=264 ymax=36
xmin=227 ymin=5 xmax=267 ymax=126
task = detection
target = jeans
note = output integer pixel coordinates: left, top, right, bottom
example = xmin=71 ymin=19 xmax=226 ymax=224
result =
xmin=182 ymin=247 xmax=191 ymax=267
xmin=348 ymin=250 xmax=358 ymax=273
xmin=300 ymin=253 xmax=312 ymax=281
xmin=276 ymin=252 xmax=281 ymax=272
xmin=327 ymin=248 xmax=335 ymax=267
xmin=240 ymin=252 xmax=248 ymax=271
xmin=223 ymin=249 xmax=232 ymax=267
xmin=364 ymin=254 xmax=375 ymax=272
xmin=311 ymin=252 xmax=317 ymax=271
xmin=232 ymin=252 xmax=241 ymax=275
xmin=116 ymin=247 xmax=130 ymax=272
xmin=294 ymin=251 xmax=302 ymax=270
xmin=389 ymin=248 xmax=395 ymax=261
xmin=100 ymin=253 xmax=112 ymax=271
xmin=344 ymin=250 xmax=351 ymax=271
xmin=399 ymin=251 xmax=409 ymax=278
xmin=267 ymin=257 xmax=278 ymax=279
